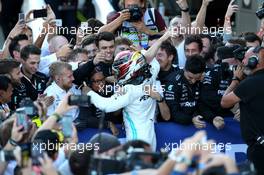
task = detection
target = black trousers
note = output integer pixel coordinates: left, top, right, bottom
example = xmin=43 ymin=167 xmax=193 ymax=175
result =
xmin=247 ymin=144 xmax=264 ymax=175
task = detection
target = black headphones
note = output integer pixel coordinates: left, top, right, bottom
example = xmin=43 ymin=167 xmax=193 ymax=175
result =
xmin=247 ymin=55 xmax=259 ymax=69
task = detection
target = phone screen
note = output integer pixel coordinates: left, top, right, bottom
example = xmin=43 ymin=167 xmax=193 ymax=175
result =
xmin=55 ymin=19 xmax=62 ymax=27
xmin=61 ymin=115 xmax=73 ymax=138
xmin=16 ymin=108 xmax=29 ymax=131
xmin=68 ymin=95 xmax=90 ymax=107
xmin=33 ymin=9 xmax=47 ymax=18
xmin=18 ymin=13 xmax=25 ymax=24
xmin=80 ymin=22 xmax=88 ymax=31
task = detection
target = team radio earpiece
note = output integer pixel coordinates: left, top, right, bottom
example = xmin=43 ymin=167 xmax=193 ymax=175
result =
xmin=247 ymin=55 xmax=259 ymax=69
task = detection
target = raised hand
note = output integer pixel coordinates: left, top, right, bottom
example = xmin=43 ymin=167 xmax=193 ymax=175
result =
xmin=225 ymin=0 xmax=239 ymax=18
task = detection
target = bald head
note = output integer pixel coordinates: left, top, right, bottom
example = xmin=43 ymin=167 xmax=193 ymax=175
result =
xmin=49 ymin=35 xmax=68 ymax=53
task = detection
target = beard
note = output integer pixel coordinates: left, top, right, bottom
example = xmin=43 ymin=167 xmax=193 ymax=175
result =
xmin=11 ymin=79 xmax=21 ymax=87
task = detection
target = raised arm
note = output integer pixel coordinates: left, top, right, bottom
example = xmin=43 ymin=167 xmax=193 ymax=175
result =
xmin=98 ymin=10 xmax=130 ymax=33
xmin=144 ymin=30 xmax=171 ymax=63
xmin=223 ymin=0 xmax=238 ymax=42
xmin=34 ymin=5 xmax=56 ymax=48
xmin=194 ymin=0 xmax=214 ymax=30
xmin=1 ymin=20 xmax=25 ymax=59
xmin=176 ymin=0 xmax=191 ymax=31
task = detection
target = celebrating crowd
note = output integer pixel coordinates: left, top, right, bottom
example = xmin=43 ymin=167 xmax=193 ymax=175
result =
xmin=0 ymin=0 xmax=263 ymax=174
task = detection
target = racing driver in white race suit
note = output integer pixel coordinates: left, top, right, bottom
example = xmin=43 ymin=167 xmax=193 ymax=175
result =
xmin=85 ymin=32 xmax=171 ymax=150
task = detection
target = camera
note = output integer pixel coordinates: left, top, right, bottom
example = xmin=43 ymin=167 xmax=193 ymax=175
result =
xmin=233 ymin=46 xmax=248 ymax=62
xmin=89 ymin=147 xmax=167 ymax=174
xmin=19 ymin=98 xmax=38 ymax=118
xmin=127 ymin=5 xmax=143 ymax=22
xmin=33 ymin=9 xmax=47 ymax=18
xmin=0 ymin=150 xmax=16 ymax=162
xmin=68 ymin=95 xmax=91 ymax=107
xmin=256 ymin=3 xmax=264 ymax=19
xmin=216 ymin=45 xmax=247 ymax=62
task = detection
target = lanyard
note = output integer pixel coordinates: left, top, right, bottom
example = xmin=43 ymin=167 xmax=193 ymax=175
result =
xmin=23 ymin=74 xmax=37 ymax=89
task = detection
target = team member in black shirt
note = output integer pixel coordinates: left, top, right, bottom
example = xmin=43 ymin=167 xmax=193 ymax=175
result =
xmin=164 ymin=55 xmax=205 ymax=125
xmin=10 ymin=45 xmax=47 ymax=110
xmin=199 ymin=62 xmax=233 ymax=129
xmin=221 ymin=47 xmax=264 ymax=175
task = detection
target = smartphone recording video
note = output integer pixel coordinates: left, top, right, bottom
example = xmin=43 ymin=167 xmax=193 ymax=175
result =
xmin=16 ymin=108 xmax=29 ymax=132
xmin=61 ymin=115 xmax=73 ymax=138
xmin=33 ymin=9 xmax=47 ymax=18
xmin=18 ymin=13 xmax=25 ymax=25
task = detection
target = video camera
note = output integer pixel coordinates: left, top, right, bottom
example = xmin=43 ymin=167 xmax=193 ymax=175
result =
xmin=256 ymin=2 xmax=264 ymax=19
xmin=127 ymin=5 xmax=143 ymax=22
xmin=89 ymin=147 xmax=167 ymax=174
xmin=216 ymin=45 xmax=248 ymax=62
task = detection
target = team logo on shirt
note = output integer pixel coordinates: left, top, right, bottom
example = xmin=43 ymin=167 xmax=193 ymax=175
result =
xmin=168 ymin=85 xmax=173 ymax=91
xmin=139 ymin=95 xmax=150 ymax=101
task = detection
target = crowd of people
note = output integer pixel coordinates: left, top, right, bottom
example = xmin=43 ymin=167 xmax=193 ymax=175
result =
xmin=0 ymin=0 xmax=263 ymax=174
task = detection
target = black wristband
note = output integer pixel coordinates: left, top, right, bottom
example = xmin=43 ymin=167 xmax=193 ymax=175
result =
xmin=180 ymin=7 xmax=189 ymax=12
xmin=52 ymin=113 xmax=62 ymax=122
xmin=9 ymin=138 xmax=18 ymax=147
xmin=232 ymin=77 xmax=241 ymax=82
xmin=157 ymin=96 xmax=164 ymax=103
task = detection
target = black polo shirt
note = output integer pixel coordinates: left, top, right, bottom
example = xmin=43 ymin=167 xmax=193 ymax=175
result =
xmin=10 ymin=72 xmax=47 ymax=110
xmin=234 ymin=69 xmax=264 ymax=145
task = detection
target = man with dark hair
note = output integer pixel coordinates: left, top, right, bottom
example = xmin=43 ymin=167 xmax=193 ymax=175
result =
xmin=33 ymin=129 xmax=61 ymax=160
xmin=95 ymin=32 xmax=116 ymax=76
xmin=82 ymin=34 xmax=98 ymax=60
xmin=164 ymin=55 xmax=206 ymax=125
xmin=199 ymin=62 xmax=233 ymax=130
xmin=0 ymin=75 xmax=13 ymax=120
xmin=114 ymin=37 xmax=132 ymax=57
xmin=67 ymin=48 xmax=89 ymax=70
xmin=73 ymin=32 xmax=116 ymax=85
xmin=199 ymin=34 xmax=215 ymax=67
xmin=0 ymin=59 xmax=22 ymax=85
xmin=8 ymin=34 xmax=30 ymax=60
xmin=184 ymin=35 xmax=203 ymax=57
xmin=10 ymin=45 xmax=48 ymax=110
xmin=242 ymin=32 xmax=261 ymax=48
xmin=156 ymin=41 xmax=179 ymax=85
xmin=68 ymin=149 xmax=93 ymax=175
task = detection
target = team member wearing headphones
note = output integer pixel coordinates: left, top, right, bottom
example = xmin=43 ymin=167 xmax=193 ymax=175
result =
xmin=221 ymin=46 xmax=264 ymax=175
